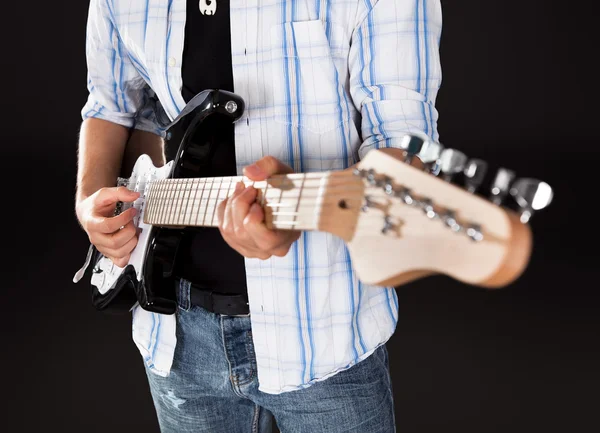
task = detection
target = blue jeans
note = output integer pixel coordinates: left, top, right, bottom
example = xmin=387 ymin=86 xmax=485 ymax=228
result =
xmin=144 ymin=286 xmax=396 ymax=433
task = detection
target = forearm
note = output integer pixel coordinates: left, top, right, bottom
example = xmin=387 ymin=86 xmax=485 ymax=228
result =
xmin=76 ymin=118 xmax=130 ymax=208
xmin=351 ymin=148 xmax=416 ymax=169
xmin=121 ymin=129 xmax=166 ymax=176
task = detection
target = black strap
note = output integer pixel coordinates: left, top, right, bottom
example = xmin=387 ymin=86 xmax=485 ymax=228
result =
xmin=188 ymin=282 xmax=249 ymax=316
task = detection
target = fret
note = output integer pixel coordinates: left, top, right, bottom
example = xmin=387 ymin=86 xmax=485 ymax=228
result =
xmin=154 ymin=180 xmax=162 ymax=224
xmin=209 ymin=177 xmax=224 ymax=226
xmin=187 ymin=178 xmax=199 ymax=225
xmin=195 ymin=177 xmax=208 ymax=226
xmin=222 ymin=177 xmax=236 ymax=226
xmin=276 ymin=180 xmax=285 ymax=228
xmin=184 ymin=180 xmax=192 ymax=222
xmin=201 ymin=177 xmax=214 ymax=226
xmin=314 ymin=174 xmax=328 ymax=229
xmin=158 ymin=180 xmax=169 ymax=225
xmin=171 ymin=179 xmax=181 ymax=225
xmin=147 ymin=179 xmax=157 ymax=223
xmin=176 ymin=179 xmax=187 ymax=225
xmin=166 ymin=179 xmax=179 ymax=225
xmin=261 ymin=179 xmax=269 ymax=207
xmin=153 ymin=180 xmax=163 ymax=223
xmin=185 ymin=179 xmax=198 ymax=226
xmin=180 ymin=179 xmax=193 ymax=225
xmin=164 ymin=179 xmax=174 ymax=225
xmin=175 ymin=179 xmax=185 ymax=225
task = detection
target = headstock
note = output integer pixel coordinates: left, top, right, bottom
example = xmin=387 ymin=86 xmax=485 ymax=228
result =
xmin=320 ymin=137 xmax=553 ymax=289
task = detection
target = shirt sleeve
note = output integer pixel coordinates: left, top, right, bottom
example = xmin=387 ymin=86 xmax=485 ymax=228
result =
xmin=349 ymin=0 xmax=443 ymax=159
xmin=81 ymin=0 xmax=165 ymax=136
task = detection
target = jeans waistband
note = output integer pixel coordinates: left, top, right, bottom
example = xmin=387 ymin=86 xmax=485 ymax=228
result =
xmin=176 ymin=278 xmax=250 ymax=316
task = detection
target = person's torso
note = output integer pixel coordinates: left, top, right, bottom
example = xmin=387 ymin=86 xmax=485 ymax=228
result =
xmin=115 ymin=0 xmax=399 ymax=394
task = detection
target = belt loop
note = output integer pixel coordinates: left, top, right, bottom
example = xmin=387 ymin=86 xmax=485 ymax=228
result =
xmin=177 ymin=278 xmax=192 ymax=311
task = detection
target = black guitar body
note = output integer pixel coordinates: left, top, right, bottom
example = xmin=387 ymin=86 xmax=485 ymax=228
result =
xmin=88 ymin=89 xmax=245 ymax=315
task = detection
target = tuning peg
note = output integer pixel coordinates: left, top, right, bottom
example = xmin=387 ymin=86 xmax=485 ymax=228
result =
xmin=509 ymin=178 xmax=553 ymax=223
xmin=417 ymin=140 xmax=444 ymax=175
xmin=399 ymin=135 xmax=425 ymax=164
xmin=463 ymin=158 xmax=488 ymax=193
xmin=489 ymin=168 xmax=515 ymax=205
xmin=439 ymin=148 xmax=468 ymax=182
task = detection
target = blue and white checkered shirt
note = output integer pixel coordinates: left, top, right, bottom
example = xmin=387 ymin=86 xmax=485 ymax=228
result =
xmin=82 ymin=0 xmax=442 ymax=394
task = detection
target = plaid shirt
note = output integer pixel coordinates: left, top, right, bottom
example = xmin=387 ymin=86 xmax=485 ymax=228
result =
xmin=82 ymin=0 xmax=442 ymax=394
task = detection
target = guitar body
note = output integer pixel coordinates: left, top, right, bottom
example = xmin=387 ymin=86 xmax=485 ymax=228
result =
xmin=87 ymin=89 xmax=245 ymax=314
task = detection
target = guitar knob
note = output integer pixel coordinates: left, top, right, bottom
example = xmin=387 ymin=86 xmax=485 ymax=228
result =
xmin=463 ymin=158 xmax=488 ymax=193
xmin=509 ymin=178 xmax=554 ymax=223
xmin=489 ymin=168 xmax=515 ymax=205
xmin=399 ymin=135 xmax=425 ymax=164
xmin=417 ymin=140 xmax=444 ymax=175
xmin=439 ymin=148 xmax=468 ymax=182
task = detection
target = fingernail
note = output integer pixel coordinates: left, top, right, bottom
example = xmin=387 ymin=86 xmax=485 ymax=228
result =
xmin=244 ymin=164 xmax=265 ymax=178
xmin=235 ymin=182 xmax=244 ymax=193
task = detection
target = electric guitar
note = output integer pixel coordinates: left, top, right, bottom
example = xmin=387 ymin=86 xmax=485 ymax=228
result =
xmin=73 ymin=89 xmax=553 ymax=315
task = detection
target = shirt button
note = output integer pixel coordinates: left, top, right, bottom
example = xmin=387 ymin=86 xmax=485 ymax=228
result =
xmin=168 ymin=57 xmax=176 ymax=67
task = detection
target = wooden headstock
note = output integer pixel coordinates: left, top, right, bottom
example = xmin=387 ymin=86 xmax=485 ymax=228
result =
xmin=318 ymin=150 xmax=533 ymax=289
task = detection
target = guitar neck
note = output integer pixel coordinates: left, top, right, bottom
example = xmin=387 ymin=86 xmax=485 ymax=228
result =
xmin=142 ymin=172 xmax=334 ymax=231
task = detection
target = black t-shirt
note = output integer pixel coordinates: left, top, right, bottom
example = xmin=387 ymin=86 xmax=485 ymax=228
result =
xmin=175 ymin=0 xmax=247 ymax=294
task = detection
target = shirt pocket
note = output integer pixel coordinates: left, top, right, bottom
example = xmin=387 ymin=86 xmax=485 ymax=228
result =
xmin=270 ymin=20 xmax=349 ymax=135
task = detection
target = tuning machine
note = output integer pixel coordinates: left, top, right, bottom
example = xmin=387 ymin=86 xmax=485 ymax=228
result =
xmin=399 ymin=135 xmax=425 ymax=165
xmin=463 ymin=158 xmax=488 ymax=193
xmin=417 ymin=140 xmax=444 ymax=175
xmin=439 ymin=148 xmax=468 ymax=182
xmin=489 ymin=168 xmax=516 ymax=205
xmin=509 ymin=178 xmax=553 ymax=223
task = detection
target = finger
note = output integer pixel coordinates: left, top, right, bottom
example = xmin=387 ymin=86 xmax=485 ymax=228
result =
xmin=270 ymin=231 xmax=301 ymax=257
xmin=232 ymin=186 xmax=258 ymax=237
xmin=94 ymin=186 xmax=140 ymax=208
xmin=243 ymin=156 xmax=294 ymax=181
xmin=221 ymin=182 xmax=245 ymax=233
xmin=89 ymin=207 xmax=138 ymax=234
xmin=100 ymin=236 xmax=138 ymax=262
xmin=93 ymin=221 xmax=137 ymax=250
xmin=111 ymin=254 xmax=130 ymax=268
xmin=243 ymin=203 xmax=292 ymax=251
xmin=220 ymin=231 xmax=270 ymax=260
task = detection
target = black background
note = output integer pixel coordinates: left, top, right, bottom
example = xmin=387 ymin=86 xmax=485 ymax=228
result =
xmin=4 ymin=1 xmax=599 ymax=432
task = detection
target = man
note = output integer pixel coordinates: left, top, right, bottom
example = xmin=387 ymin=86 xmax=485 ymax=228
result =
xmin=75 ymin=0 xmax=442 ymax=431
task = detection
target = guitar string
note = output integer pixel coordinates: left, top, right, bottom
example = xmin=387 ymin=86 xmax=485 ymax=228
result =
xmin=143 ymin=186 xmax=450 ymax=218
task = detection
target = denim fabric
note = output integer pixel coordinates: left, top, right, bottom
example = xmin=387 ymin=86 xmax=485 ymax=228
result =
xmin=144 ymin=284 xmax=396 ymax=433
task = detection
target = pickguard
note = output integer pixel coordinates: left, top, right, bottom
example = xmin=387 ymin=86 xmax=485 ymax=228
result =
xmin=91 ymin=156 xmax=174 ymax=296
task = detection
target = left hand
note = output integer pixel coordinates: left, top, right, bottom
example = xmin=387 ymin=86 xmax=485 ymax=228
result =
xmin=217 ymin=156 xmax=301 ymax=260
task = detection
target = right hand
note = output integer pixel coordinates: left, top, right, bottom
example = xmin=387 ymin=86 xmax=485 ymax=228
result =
xmin=76 ymin=186 xmax=141 ymax=267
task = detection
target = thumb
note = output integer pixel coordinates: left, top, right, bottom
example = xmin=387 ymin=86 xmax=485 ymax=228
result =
xmin=243 ymin=156 xmax=294 ymax=181
xmin=94 ymin=186 xmax=140 ymax=207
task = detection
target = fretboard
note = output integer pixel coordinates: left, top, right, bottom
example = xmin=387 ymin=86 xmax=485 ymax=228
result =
xmin=143 ymin=173 xmax=330 ymax=231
